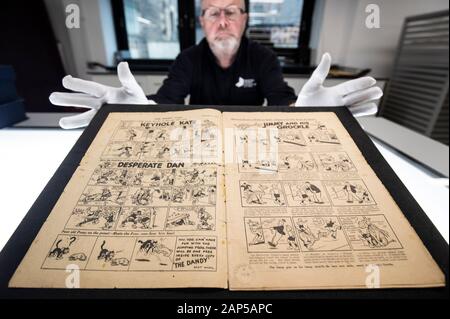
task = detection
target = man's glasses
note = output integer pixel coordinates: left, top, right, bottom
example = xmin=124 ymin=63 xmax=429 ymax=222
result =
xmin=202 ymin=5 xmax=246 ymax=22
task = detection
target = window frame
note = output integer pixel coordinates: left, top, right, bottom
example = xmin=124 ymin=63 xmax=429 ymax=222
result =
xmin=245 ymin=0 xmax=315 ymax=66
xmin=111 ymin=0 xmax=195 ymax=68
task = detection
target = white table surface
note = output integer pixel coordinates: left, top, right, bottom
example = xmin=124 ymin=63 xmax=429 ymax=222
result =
xmin=0 ymin=127 xmax=448 ymax=253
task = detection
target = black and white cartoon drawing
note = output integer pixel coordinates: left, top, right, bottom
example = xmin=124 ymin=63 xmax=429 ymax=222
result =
xmin=135 ymin=142 xmax=151 ymax=158
xmin=247 ymin=219 xmax=265 ymax=245
xmin=117 ymin=145 xmax=133 ymax=158
xmin=131 ymin=187 xmax=159 ymax=205
xmin=305 ymin=125 xmax=340 ymax=145
xmin=118 ymin=207 xmax=162 ymax=230
xmin=340 ymin=215 xmax=402 ymax=250
xmin=90 ymin=167 xmax=145 ymax=187
xmin=137 ymin=239 xmax=172 ymax=259
xmin=69 ymin=253 xmax=87 ymax=261
xmin=112 ymin=125 xmax=146 ymax=142
xmin=175 ymin=168 xmax=217 ymax=186
xmin=237 ymin=155 xmax=278 ymax=173
xmin=315 ymin=152 xmax=356 ymax=172
xmin=126 ymin=128 xmax=137 ymax=141
xmin=165 ymin=207 xmax=215 ymax=231
xmin=85 ymin=238 xmax=135 ymax=270
xmin=97 ymin=240 xmax=117 ymax=262
xmin=358 ymin=217 xmax=394 ymax=248
xmin=170 ymin=185 xmax=216 ymax=206
xmin=200 ymin=119 xmax=218 ymax=140
xmin=103 ymin=142 xmax=139 ymax=159
xmin=79 ymin=186 xmax=126 ymax=206
xmin=284 ymin=181 xmax=331 ymax=206
xmin=294 ymin=217 xmax=350 ymax=251
xmin=268 ymin=219 xmax=288 ymax=248
xmin=155 ymin=143 xmax=172 ymax=160
xmin=94 ymin=169 xmax=115 ymax=185
xmin=130 ymin=237 xmax=176 ymax=271
xmin=140 ymin=169 xmax=175 ymax=187
xmin=197 ymin=207 xmax=214 ymax=230
xmin=245 ymin=218 xmax=299 ymax=252
xmin=278 ymin=154 xmax=316 ymax=172
xmin=200 ymin=139 xmax=219 ymax=161
xmin=147 ymin=128 xmax=170 ymax=141
xmin=270 ymin=184 xmax=285 ymax=206
xmin=166 ymin=212 xmax=195 ymax=228
xmin=125 ymin=186 xmax=168 ymax=207
xmin=43 ymin=235 xmax=97 ymax=269
xmin=325 ymin=180 xmax=375 ymax=206
xmin=48 ymin=237 xmax=76 ymax=260
xmin=66 ymin=206 xmax=120 ymax=230
xmin=240 ymin=182 xmax=286 ymax=207
xmin=276 ymin=131 xmax=307 ymax=147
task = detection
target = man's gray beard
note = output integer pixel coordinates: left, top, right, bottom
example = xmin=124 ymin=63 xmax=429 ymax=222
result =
xmin=209 ymin=36 xmax=240 ymax=57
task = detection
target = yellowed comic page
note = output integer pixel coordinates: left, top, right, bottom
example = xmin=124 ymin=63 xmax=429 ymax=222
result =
xmin=10 ymin=109 xmax=227 ymax=289
xmin=223 ymin=112 xmax=444 ymax=290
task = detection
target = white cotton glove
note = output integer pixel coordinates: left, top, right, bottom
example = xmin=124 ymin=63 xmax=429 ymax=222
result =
xmin=295 ymin=53 xmax=383 ymax=117
xmin=50 ymin=62 xmax=156 ymax=129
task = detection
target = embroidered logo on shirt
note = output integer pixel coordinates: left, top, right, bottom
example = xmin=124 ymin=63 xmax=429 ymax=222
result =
xmin=236 ymin=77 xmax=257 ymax=88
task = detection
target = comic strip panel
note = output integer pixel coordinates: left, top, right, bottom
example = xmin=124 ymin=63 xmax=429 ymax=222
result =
xmin=125 ymin=186 xmax=170 ymax=207
xmin=293 ymin=217 xmax=351 ymax=251
xmin=140 ymin=141 xmax=174 ymax=161
xmin=283 ymin=181 xmax=331 ymax=207
xmin=146 ymin=127 xmax=172 ymax=142
xmin=42 ymin=235 xmax=97 ymax=270
xmin=304 ymin=125 xmax=340 ymax=145
xmin=172 ymin=236 xmax=217 ymax=271
xmin=112 ymin=126 xmax=148 ymax=142
xmin=237 ymin=155 xmax=278 ymax=174
xmin=117 ymin=207 xmax=167 ymax=231
xmin=240 ymin=181 xmax=287 ymax=207
xmin=238 ymin=152 xmax=317 ymax=174
xmin=198 ymin=119 xmax=219 ymax=140
xmin=339 ymin=215 xmax=403 ymax=250
xmin=199 ymin=138 xmax=220 ymax=162
xmin=130 ymin=237 xmax=177 ymax=271
xmin=314 ymin=152 xmax=356 ymax=172
xmin=85 ymin=237 xmax=136 ymax=271
xmin=244 ymin=217 xmax=300 ymax=252
xmin=65 ymin=206 xmax=121 ymax=230
xmin=102 ymin=141 xmax=141 ymax=160
xmin=324 ymin=180 xmax=376 ymax=206
xmin=170 ymin=185 xmax=217 ymax=206
xmin=165 ymin=207 xmax=216 ymax=231
xmin=78 ymin=186 xmax=127 ymax=206
xmin=140 ymin=169 xmax=176 ymax=187
xmin=277 ymin=153 xmax=317 ymax=172
xmin=173 ymin=167 xmax=217 ymax=187
xmin=274 ymin=130 xmax=308 ymax=151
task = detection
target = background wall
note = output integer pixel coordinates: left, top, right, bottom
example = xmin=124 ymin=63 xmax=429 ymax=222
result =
xmin=314 ymin=0 xmax=449 ymax=77
xmin=44 ymin=0 xmax=117 ymax=80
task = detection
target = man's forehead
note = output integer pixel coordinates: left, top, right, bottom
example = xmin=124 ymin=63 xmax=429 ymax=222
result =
xmin=201 ymin=0 xmax=245 ymax=9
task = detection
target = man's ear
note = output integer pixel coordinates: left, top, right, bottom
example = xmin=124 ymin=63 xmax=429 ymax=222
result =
xmin=199 ymin=16 xmax=204 ymax=29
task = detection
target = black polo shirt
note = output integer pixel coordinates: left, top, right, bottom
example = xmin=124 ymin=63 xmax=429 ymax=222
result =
xmin=148 ymin=37 xmax=297 ymax=106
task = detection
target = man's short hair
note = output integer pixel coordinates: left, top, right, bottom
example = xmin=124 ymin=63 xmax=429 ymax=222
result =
xmin=201 ymin=0 xmax=247 ymax=11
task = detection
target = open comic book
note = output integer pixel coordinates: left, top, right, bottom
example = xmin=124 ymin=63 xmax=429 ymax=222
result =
xmin=9 ymin=108 xmax=444 ymax=290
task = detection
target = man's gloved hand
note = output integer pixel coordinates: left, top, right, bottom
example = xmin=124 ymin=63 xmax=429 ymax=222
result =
xmin=50 ymin=62 xmax=156 ymax=129
xmin=295 ymin=53 xmax=383 ymax=117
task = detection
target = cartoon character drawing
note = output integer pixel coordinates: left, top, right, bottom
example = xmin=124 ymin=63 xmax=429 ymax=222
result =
xmin=48 ymin=237 xmax=77 ymax=260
